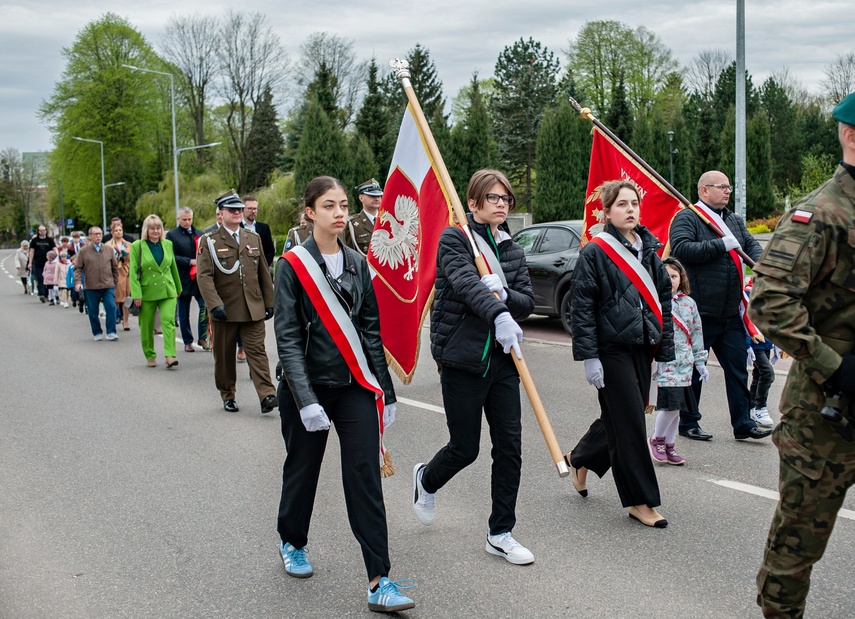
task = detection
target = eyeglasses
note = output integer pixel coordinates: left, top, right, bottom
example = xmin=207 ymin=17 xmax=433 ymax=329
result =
xmin=485 ymin=193 xmax=515 ymax=207
xmin=705 ymin=184 xmax=733 ymax=192
xmin=224 ymin=207 xmax=244 ymax=213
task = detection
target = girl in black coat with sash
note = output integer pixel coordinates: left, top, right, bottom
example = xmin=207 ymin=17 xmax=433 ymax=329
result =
xmin=413 ymin=169 xmax=537 ymax=565
xmin=568 ymin=180 xmax=675 ymax=528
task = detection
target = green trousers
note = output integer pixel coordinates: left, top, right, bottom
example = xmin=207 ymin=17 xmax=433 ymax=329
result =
xmin=139 ymin=297 xmax=177 ymax=360
xmin=757 ymin=415 xmax=855 ymax=618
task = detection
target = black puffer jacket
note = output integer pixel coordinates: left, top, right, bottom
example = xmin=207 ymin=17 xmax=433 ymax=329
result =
xmin=669 ymin=203 xmax=763 ymax=318
xmin=430 ymin=214 xmax=534 ymax=375
xmin=570 ymin=224 xmax=674 ymax=362
xmin=166 ymin=224 xmax=201 ymax=296
xmin=274 ymin=236 xmax=395 ymax=409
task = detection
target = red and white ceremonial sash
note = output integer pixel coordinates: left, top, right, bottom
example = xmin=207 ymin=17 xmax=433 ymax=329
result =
xmin=190 ymin=234 xmax=202 ymax=280
xmin=283 ymin=246 xmax=388 ymax=461
xmin=590 ymin=232 xmax=663 ymax=329
xmin=671 ymin=293 xmax=691 ymax=344
xmin=693 ymin=202 xmax=760 ymax=340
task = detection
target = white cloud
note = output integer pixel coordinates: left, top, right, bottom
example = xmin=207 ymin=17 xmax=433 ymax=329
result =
xmin=2 ymin=0 xmax=852 ymax=152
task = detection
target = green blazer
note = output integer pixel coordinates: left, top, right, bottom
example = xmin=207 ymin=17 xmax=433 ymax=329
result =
xmin=129 ymin=239 xmax=182 ymax=301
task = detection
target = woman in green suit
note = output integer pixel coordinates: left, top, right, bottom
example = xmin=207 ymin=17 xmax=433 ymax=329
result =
xmin=130 ymin=214 xmax=183 ymax=368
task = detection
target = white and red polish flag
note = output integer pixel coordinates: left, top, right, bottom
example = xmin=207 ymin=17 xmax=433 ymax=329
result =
xmin=367 ymin=104 xmax=454 ymax=384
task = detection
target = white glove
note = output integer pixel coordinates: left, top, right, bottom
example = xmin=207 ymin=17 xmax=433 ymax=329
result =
xmin=383 ymin=403 xmax=397 ymax=428
xmin=652 ymin=361 xmax=664 ymax=380
xmin=696 ymin=363 xmax=710 ymax=383
xmin=584 ymin=358 xmax=605 ymax=389
xmin=480 ymin=273 xmax=508 ymax=302
xmin=494 ymin=312 xmax=522 ymax=359
xmin=722 ymin=236 xmax=740 ymax=251
xmin=747 ymin=348 xmax=756 ymax=365
xmin=299 ymin=403 xmax=331 ymax=432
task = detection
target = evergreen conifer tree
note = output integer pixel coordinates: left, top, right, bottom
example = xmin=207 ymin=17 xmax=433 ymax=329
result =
xmin=534 ymin=100 xmax=591 ymax=221
xmin=245 ymin=85 xmax=284 ymax=192
xmin=293 ymin=101 xmax=349 ymax=197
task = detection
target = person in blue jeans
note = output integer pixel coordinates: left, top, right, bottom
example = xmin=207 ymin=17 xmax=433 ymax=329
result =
xmin=73 ymin=227 xmax=119 ymax=341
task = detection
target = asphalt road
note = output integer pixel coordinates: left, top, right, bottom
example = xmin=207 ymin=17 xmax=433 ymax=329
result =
xmin=1 ymin=248 xmax=852 ymax=619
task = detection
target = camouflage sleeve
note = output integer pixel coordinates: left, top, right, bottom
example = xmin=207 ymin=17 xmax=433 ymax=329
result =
xmin=747 ymin=208 xmax=840 ymax=385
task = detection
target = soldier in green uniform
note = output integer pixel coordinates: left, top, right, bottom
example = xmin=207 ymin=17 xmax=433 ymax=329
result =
xmin=344 ymin=178 xmax=383 ymax=256
xmin=282 ymin=212 xmax=312 ymax=254
xmin=197 ymin=190 xmax=278 ymax=415
xmin=749 ymin=92 xmax=855 ymax=618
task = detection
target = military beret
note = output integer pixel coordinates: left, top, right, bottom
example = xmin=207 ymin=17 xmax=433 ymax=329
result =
xmin=355 ymin=178 xmax=383 ymax=197
xmin=214 ymin=189 xmax=244 ymax=210
xmin=832 ymin=92 xmax=855 ymax=126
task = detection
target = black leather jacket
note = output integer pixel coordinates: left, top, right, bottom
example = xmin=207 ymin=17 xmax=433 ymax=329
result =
xmin=570 ymin=224 xmax=674 ymax=362
xmin=273 ymin=236 xmax=395 ymax=409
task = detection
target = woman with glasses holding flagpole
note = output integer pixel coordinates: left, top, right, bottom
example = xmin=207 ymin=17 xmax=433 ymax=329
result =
xmin=412 ymin=169 xmax=536 ymax=565
xmin=566 ymin=180 xmax=674 ymax=528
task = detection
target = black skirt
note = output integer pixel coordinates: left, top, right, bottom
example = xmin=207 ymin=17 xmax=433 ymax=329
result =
xmin=657 ymin=385 xmax=698 ymax=413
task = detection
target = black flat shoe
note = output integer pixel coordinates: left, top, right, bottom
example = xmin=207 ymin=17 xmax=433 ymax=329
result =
xmin=565 ymin=452 xmax=588 ymax=497
xmin=735 ymin=426 xmax=772 ymax=440
xmin=628 ymin=506 xmax=668 ymax=528
xmin=679 ymin=427 xmax=713 ymax=441
xmin=260 ymin=394 xmax=278 ymax=414
xmin=223 ymin=400 xmax=239 ymax=413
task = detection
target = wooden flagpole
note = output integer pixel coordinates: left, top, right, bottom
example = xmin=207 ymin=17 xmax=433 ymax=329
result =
xmin=391 ymin=59 xmax=569 ymax=478
xmin=568 ymin=97 xmax=756 ymax=268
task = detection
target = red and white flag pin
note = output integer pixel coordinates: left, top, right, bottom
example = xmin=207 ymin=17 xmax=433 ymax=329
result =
xmin=792 ymin=209 xmax=813 ymax=224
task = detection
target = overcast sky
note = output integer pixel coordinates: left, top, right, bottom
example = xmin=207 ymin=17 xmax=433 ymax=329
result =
xmin=2 ymin=0 xmax=852 ymax=153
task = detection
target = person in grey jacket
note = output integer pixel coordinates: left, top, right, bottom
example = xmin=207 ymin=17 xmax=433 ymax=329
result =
xmin=273 ymin=176 xmax=415 ymax=613
xmin=669 ymin=170 xmax=769 ymax=442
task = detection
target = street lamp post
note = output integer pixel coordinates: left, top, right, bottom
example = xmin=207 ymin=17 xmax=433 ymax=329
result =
xmin=73 ymin=137 xmax=106 ymax=232
xmin=667 ymin=131 xmax=678 ymax=187
xmin=123 ymin=64 xmax=178 ymax=221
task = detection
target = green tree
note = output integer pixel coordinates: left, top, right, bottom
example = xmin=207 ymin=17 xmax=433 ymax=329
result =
xmin=566 ymin=20 xmax=677 ymax=116
xmin=534 ymin=100 xmax=591 ymax=221
xmin=355 ymin=58 xmax=394 ymax=178
xmin=604 ymin=73 xmax=633 ymax=145
xmin=293 ymin=101 xmax=349 ymax=197
xmin=746 ymin=112 xmax=775 ymax=218
xmin=39 ymin=13 xmax=169 ymax=229
xmin=448 ymin=74 xmax=497 ymax=204
xmin=492 ymin=37 xmax=559 ymax=210
xmin=760 ymin=77 xmax=800 ymax=193
xmin=245 ymin=85 xmax=284 ymax=192
xmin=347 ymin=133 xmax=379 ymax=201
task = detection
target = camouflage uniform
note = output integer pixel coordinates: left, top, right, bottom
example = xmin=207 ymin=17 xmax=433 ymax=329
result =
xmin=282 ymin=224 xmax=311 ymax=253
xmin=344 ymin=210 xmax=375 ymax=257
xmin=748 ymin=164 xmax=855 ymax=618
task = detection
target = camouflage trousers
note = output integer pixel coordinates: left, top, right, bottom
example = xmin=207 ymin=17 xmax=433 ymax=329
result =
xmin=757 ymin=414 xmax=855 ymax=618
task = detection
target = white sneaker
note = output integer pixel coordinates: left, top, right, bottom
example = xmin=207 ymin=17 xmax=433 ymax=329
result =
xmin=486 ymin=531 xmax=534 ymax=565
xmin=751 ymin=407 xmax=774 ymax=427
xmin=105 ymin=333 xmax=119 ymax=341
xmin=93 ymin=334 xmax=103 ymax=341
xmin=412 ymin=463 xmax=436 ymax=525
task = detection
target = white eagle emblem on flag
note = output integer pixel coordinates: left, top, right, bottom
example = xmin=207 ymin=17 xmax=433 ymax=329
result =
xmin=370 ymin=195 xmax=420 ymax=280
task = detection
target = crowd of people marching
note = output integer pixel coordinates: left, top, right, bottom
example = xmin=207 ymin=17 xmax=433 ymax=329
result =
xmin=12 ymin=169 xmax=782 ymax=615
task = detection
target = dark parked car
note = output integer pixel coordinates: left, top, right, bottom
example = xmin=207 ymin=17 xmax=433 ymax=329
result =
xmin=512 ymin=220 xmax=583 ymax=335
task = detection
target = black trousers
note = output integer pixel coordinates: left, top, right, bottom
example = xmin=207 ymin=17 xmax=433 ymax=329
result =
xmin=680 ymin=314 xmax=755 ymax=435
xmin=277 ymin=382 xmax=390 ymax=580
xmin=570 ymin=342 xmax=661 ymax=509
xmin=421 ymin=347 xmax=522 ymax=536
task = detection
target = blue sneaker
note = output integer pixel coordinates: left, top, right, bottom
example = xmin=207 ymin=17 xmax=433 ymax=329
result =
xmin=279 ymin=542 xmax=313 ymax=578
xmin=367 ymin=576 xmax=416 ymax=612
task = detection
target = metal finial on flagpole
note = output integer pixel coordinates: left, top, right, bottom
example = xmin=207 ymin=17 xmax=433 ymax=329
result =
xmin=568 ymin=96 xmax=594 ymax=121
xmin=389 ymin=58 xmax=411 ymax=87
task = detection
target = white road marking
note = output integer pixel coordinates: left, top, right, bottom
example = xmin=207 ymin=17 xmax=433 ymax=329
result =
xmin=396 ymin=396 xmax=445 ymax=415
xmin=709 ymin=478 xmax=855 ymax=521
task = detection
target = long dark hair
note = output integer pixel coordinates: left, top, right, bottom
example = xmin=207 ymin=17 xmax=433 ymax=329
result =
xmin=662 ymin=257 xmax=691 ymax=294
